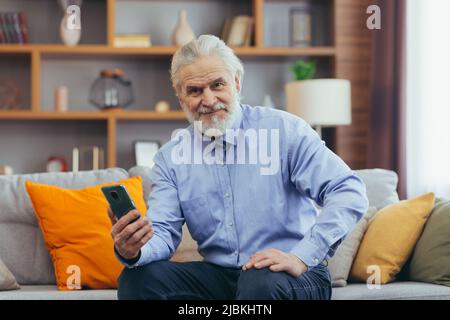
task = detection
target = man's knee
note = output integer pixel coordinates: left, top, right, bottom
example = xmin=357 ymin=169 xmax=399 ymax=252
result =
xmin=237 ymin=266 xmax=332 ymax=300
xmin=117 ymin=261 xmax=169 ymax=300
xmin=236 ymin=268 xmax=288 ymax=300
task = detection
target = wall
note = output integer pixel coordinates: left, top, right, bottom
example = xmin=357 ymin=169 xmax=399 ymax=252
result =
xmin=335 ymin=0 xmax=373 ymax=169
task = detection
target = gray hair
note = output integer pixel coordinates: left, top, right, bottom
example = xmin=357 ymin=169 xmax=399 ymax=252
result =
xmin=170 ymin=34 xmax=244 ymax=96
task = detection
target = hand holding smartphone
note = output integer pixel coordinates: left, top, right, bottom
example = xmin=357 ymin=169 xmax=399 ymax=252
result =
xmin=102 ymin=184 xmax=153 ymax=261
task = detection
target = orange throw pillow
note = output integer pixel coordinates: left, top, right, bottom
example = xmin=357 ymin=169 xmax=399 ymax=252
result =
xmin=25 ymin=176 xmax=147 ymax=290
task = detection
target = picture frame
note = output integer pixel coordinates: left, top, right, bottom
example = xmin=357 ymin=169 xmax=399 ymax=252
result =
xmin=134 ymin=140 xmax=160 ymax=168
xmin=223 ymin=15 xmax=253 ymax=47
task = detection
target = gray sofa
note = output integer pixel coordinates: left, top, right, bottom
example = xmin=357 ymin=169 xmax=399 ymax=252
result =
xmin=0 ymin=167 xmax=449 ymax=300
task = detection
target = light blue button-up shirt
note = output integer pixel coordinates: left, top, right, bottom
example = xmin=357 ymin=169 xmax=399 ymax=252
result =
xmin=121 ymin=104 xmax=368 ymax=269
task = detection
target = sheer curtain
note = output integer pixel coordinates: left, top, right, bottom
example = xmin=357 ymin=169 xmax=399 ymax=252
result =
xmin=406 ymin=0 xmax=450 ymax=198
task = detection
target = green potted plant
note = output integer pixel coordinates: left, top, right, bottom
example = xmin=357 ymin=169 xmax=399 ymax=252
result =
xmin=290 ymin=60 xmax=316 ymax=81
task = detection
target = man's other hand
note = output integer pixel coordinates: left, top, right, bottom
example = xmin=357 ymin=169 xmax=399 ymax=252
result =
xmin=108 ymin=207 xmax=153 ymax=260
xmin=242 ymin=248 xmax=308 ymax=277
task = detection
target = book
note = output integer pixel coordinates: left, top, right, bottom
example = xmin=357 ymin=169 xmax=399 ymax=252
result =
xmin=0 ymin=13 xmax=12 ymax=43
xmin=0 ymin=12 xmax=29 ymax=43
xmin=12 ymin=13 xmax=24 ymax=43
xmin=0 ymin=13 xmax=5 ymax=43
xmin=6 ymin=13 xmax=18 ymax=43
xmin=113 ymin=34 xmax=151 ymax=48
xmin=18 ymin=12 xmax=29 ymax=43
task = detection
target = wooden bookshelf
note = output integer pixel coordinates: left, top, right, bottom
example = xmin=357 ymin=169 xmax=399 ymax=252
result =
xmin=0 ymin=0 xmax=372 ymax=172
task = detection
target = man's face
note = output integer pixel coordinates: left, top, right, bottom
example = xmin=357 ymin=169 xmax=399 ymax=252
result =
xmin=178 ymin=56 xmax=240 ymax=136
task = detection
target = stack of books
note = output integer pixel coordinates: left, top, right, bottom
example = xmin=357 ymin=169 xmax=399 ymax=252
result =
xmin=113 ymin=34 xmax=151 ymax=48
xmin=0 ymin=12 xmax=29 ymax=44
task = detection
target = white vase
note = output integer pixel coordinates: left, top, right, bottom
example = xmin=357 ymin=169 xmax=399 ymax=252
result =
xmin=60 ymin=13 xmax=81 ymax=46
xmin=171 ymin=10 xmax=195 ymax=47
xmin=263 ymin=94 xmax=275 ymax=108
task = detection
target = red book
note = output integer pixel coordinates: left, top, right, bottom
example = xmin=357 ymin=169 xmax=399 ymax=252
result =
xmin=0 ymin=13 xmax=6 ymax=43
xmin=18 ymin=12 xmax=29 ymax=44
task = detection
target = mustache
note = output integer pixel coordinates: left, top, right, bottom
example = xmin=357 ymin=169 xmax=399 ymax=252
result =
xmin=197 ymin=103 xmax=228 ymax=115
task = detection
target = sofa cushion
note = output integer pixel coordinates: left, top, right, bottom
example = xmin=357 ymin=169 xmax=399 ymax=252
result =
xmin=332 ymin=281 xmax=450 ymax=300
xmin=25 ymin=176 xmax=147 ymax=290
xmin=350 ymin=193 xmax=435 ymax=284
xmin=0 ymin=256 xmax=19 ymax=291
xmin=355 ymin=169 xmax=400 ymax=209
xmin=408 ymin=198 xmax=450 ymax=286
xmin=0 ymin=168 xmax=129 ymax=285
xmin=2 ymin=281 xmax=449 ymax=300
xmin=0 ymin=285 xmax=117 ymax=300
xmin=128 ymin=166 xmax=152 ymax=204
xmin=328 ymin=207 xmax=378 ymax=287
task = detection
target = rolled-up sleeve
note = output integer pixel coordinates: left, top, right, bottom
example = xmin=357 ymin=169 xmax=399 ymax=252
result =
xmin=287 ymin=118 xmax=369 ymax=269
xmin=117 ymin=151 xmax=184 ymax=268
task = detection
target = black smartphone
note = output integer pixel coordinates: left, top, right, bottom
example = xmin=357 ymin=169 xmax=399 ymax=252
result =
xmin=101 ymin=184 xmax=137 ymax=221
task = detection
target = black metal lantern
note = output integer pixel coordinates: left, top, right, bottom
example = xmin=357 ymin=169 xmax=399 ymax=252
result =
xmin=89 ymin=68 xmax=134 ymax=110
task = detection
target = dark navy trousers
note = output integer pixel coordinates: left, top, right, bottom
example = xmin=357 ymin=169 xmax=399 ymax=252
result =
xmin=118 ymin=260 xmax=332 ymax=300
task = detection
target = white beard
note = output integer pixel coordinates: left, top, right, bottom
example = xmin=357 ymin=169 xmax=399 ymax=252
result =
xmin=182 ymin=91 xmax=240 ymax=138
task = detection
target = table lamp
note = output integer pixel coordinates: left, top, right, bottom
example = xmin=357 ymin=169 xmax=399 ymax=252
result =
xmin=286 ymin=79 xmax=351 ymax=138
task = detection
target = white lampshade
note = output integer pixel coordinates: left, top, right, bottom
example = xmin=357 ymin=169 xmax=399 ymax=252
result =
xmin=286 ymin=79 xmax=351 ymax=126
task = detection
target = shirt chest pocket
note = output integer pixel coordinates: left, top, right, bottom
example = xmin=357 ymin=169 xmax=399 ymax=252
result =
xmin=180 ymin=195 xmax=217 ymax=242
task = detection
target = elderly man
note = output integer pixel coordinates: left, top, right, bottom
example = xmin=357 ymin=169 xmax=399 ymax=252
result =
xmin=108 ymin=35 xmax=368 ymax=300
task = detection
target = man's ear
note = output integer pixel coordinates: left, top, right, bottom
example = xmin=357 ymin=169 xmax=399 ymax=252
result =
xmin=234 ymin=75 xmax=241 ymax=93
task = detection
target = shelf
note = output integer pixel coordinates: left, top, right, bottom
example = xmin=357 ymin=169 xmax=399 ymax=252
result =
xmin=235 ymin=47 xmax=336 ymax=57
xmin=0 ymin=111 xmax=187 ymax=121
xmin=0 ymin=44 xmax=336 ymax=57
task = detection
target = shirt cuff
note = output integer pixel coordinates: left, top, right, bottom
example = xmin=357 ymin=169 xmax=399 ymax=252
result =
xmin=114 ymin=247 xmax=141 ymax=268
xmin=289 ymin=238 xmax=328 ymax=270
xmin=115 ymin=234 xmax=172 ymax=268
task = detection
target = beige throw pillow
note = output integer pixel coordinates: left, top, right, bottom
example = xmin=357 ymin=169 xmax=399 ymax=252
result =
xmin=328 ymin=207 xmax=378 ymax=287
xmin=0 ymin=257 xmax=20 ymax=291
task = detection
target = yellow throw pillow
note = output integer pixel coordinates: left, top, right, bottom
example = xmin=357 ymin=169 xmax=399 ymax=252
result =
xmin=25 ymin=176 xmax=147 ymax=290
xmin=349 ymin=192 xmax=435 ymax=284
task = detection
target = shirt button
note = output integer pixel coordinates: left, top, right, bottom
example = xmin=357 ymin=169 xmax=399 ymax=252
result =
xmin=228 ymin=222 xmax=233 ymax=226
xmin=314 ymin=258 xmax=319 ymax=264
xmin=224 ymin=193 xmax=230 ymax=198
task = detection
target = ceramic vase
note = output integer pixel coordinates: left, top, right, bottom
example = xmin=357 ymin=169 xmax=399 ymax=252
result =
xmin=60 ymin=13 xmax=81 ymax=46
xmin=171 ymin=10 xmax=195 ymax=47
